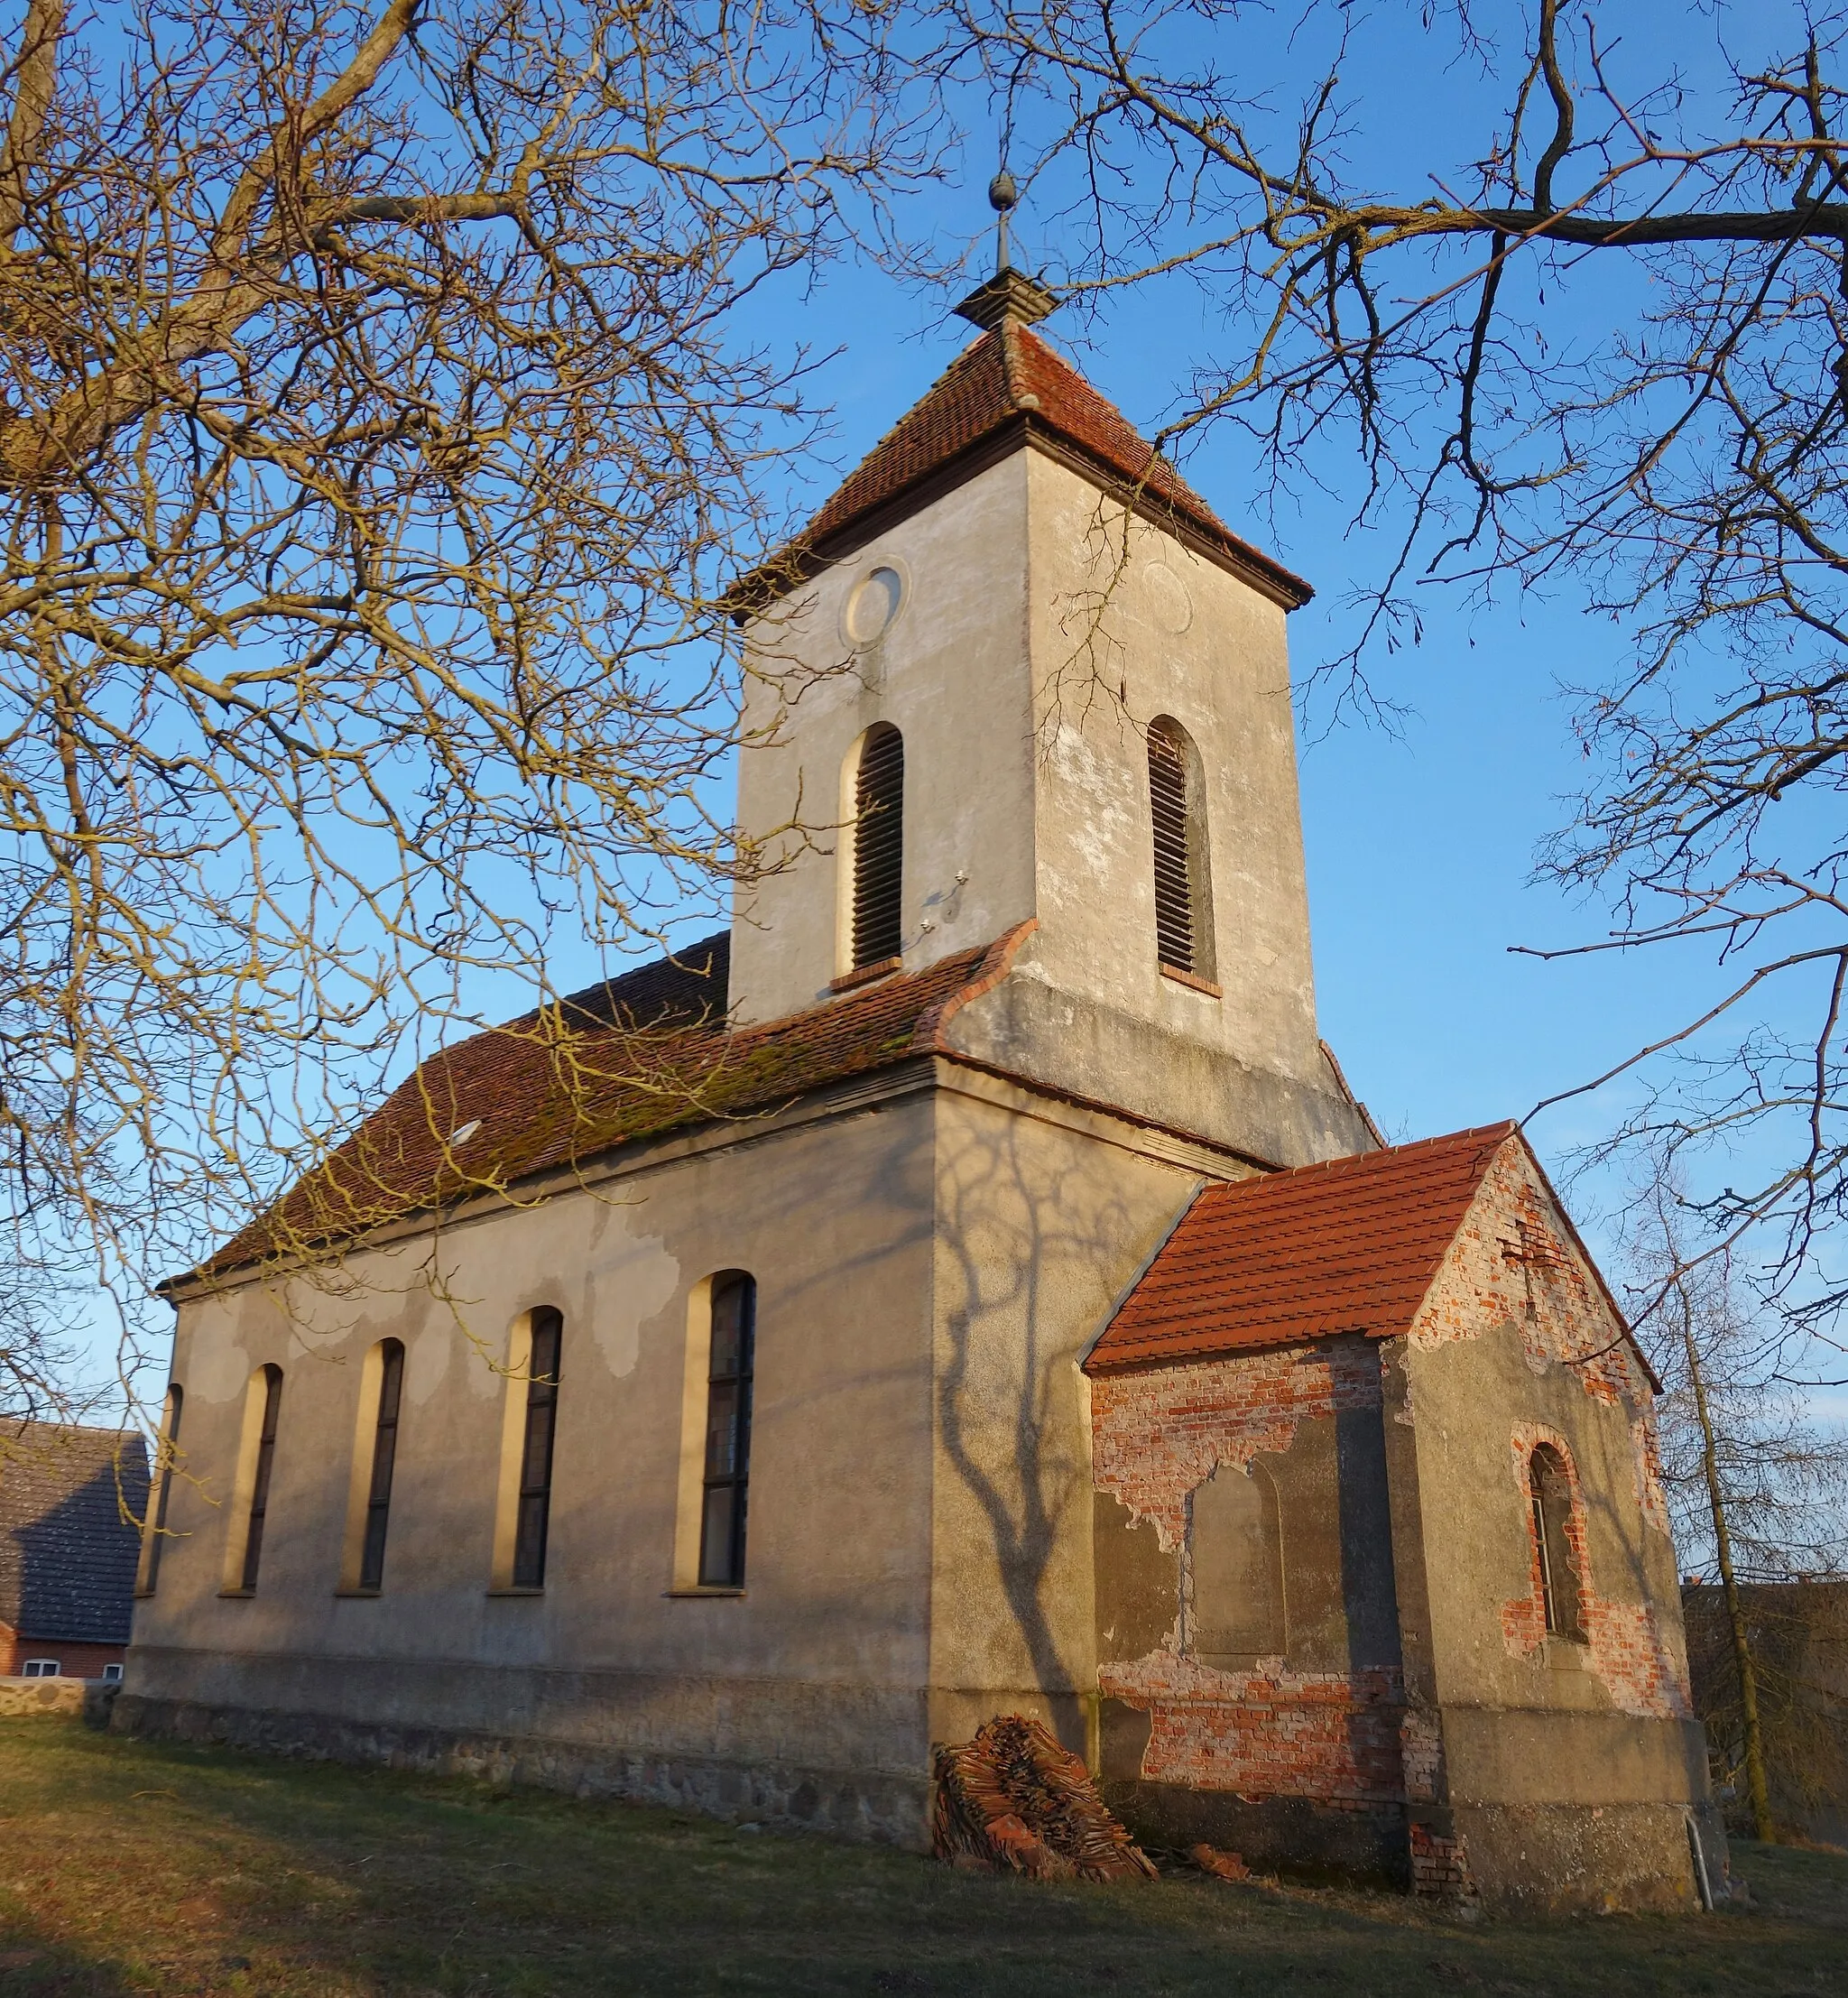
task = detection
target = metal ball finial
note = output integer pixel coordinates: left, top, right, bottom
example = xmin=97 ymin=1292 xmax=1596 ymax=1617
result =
xmin=988 ymin=169 xmax=1018 ymax=215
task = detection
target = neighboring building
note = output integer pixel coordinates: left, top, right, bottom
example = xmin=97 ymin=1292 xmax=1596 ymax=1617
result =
xmin=1683 ymin=1579 xmax=1848 ymax=1847
xmin=118 ymin=269 xmax=1720 ymax=1910
xmin=2 ymin=1420 xmax=148 ymax=1679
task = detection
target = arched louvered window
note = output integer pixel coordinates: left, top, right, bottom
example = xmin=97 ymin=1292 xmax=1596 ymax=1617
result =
xmin=1148 ymin=717 xmax=1213 ymax=982
xmin=851 ymin=724 xmax=904 ymax=970
xmin=358 ymin=1339 xmax=405 ymax=1591
xmin=240 ymin=1365 xmax=283 ymax=1591
xmin=1529 ymin=1444 xmax=1585 ymax=1641
xmin=513 ymin=1308 xmax=562 ymax=1588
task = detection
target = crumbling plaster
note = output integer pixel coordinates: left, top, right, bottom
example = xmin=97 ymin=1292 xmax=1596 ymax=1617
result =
xmin=128 ymin=1092 xmax=947 ymax=1822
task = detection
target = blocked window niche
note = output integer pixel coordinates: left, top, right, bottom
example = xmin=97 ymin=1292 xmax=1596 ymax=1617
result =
xmin=672 ymin=1272 xmax=756 ymax=1591
xmin=338 ymin=1339 xmax=404 ymax=1594
xmin=1147 ymin=716 xmax=1216 ymax=986
xmin=221 ymin=1364 xmax=283 ymax=1595
xmin=1528 ymin=1443 xmax=1585 ymax=1642
xmin=490 ymin=1308 xmax=563 ymax=1592
xmin=1188 ymin=1458 xmax=1285 ymax=1665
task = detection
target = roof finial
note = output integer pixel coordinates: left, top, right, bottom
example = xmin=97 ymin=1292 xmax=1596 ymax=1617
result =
xmin=955 ymin=168 xmax=1057 ymax=332
xmin=989 ymin=167 xmax=1018 ymax=275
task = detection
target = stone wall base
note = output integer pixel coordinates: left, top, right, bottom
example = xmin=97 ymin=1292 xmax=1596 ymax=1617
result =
xmin=1453 ymin=1799 xmax=1718 ymax=1912
xmin=1102 ymin=1779 xmax=1411 ymax=1888
xmin=111 ymin=1692 xmax=932 ymax=1847
xmin=0 ymin=1674 xmax=88 ymax=1718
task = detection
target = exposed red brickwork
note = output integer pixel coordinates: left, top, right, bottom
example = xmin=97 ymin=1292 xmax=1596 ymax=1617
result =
xmin=1092 ymin=1341 xmax=1405 ymax=1802
xmin=0 ymin=1623 xmax=124 ymax=1679
xmin=1631 ymin=1414 xmax=1671 ymax=1537
xmin=1409 ymin=1822 xmax=1479 ymax=1901
xmin=1091 ymin=1341 xmax=1381 ymax=1550
xmin=1087 ymin=1124 xmax=1516 ymax=1372
xmin=1500 ymin=1425 xmax=1692 ymax=1719
xmin=1100 ymin=1651 xmax=1407 ymax=1800
xmin=1409 ymin=1142 xmax=1654 ymax=1405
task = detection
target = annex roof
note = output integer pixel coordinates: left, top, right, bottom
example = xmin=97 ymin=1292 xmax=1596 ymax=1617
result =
xmin=735 ymin=319 xmax=1311 ymax=613
xmin=1086 ymin=1123 xmax=1523 ymax=1374
xmin=186 ymin=928 xmax=1030 ymax=1287
xmin=0 ymin=1421 xmax=149 ymax=1646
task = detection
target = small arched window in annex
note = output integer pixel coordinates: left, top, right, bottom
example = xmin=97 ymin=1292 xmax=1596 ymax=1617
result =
xmin=847 ymin=723 xmax=905 ymax=973
xmin=1147 ymin=716 xmax=1215 ymax=986
xmin=1188 ymin=1457 xmax=1285 ymax=1664
xmin=1528 ymin=1442 xmax=1585 ymax=1642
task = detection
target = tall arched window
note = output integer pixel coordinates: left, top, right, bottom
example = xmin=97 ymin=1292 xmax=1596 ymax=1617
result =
xmin=1148 ymin=717 xmax=1215 ymax=983
xmin=239 ymin=1365 xmax=283 ymax=1592
xmin=698 ymin=1273 xmax=756 ymax=1587
xmin=850 ymin=724 xmax=904 ymax=970
xmin=358 ymin=1339 xmax=405 ymax=1592
xmin=1529 ymin=1444 xmax=1585 ymax=1641
xmin=135 ymin=1383 xmax=184 ymax=1597
xmin=513 ymin=1308 xmax=562 ymax=1588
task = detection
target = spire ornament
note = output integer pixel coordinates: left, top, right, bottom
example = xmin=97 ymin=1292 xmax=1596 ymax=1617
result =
xmin=989 ymin=168 xmax=1018 ymax=272
xmin=955 ymin=168 xmax=1058 ymax=331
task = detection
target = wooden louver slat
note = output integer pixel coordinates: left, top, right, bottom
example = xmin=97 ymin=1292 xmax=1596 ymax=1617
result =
xmin=1149 ymin=726 xmax=1195 ymax=974
xmin=853 ymin=725 xmax=905 ymax=968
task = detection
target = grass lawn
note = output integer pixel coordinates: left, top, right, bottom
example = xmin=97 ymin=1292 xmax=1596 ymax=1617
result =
xmin=0 ymin=1720 xmax=1843 ymax=1996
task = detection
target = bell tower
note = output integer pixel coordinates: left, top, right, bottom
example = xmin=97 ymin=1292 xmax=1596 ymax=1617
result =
xmin=725 ymin=267 xmax=1372 ymax=1168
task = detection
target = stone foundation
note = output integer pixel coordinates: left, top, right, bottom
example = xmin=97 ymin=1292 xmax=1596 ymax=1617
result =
xmin=0 ymin=1674 xmax=88 ymax=1718
xmin=1450 ymin=1799 xmax=1715 ymax=1912
xmin=1102 ymin=1777 xmax=1410 ymax=1887
xmin=112 ymin=1691 xmax=931 ymax=1845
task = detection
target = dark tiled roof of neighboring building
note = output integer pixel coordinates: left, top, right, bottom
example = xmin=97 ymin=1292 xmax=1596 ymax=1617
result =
xmin=736 ymin=322 xmax=1311 ymax=610
xmin=191 ymin=927 xmax=1034 ymax=1284
xmin=1086 ymin=1123 xmax=1520 ymax=1374
xmin=0 ymin=1421 xmax=148 ymax=1645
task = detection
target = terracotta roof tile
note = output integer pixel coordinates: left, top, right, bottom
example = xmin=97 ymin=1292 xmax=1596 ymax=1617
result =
xmin=738 ymin=323 xmax=1310 ymax=610
xmin=1086 ymin=1123 xmax=1520 ymax=1374
xmin=191 ymin=927 xmax=1035 ymax=1284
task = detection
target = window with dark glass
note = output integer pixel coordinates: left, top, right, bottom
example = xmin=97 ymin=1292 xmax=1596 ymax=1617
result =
xmin=1148 ymin=717 xmax=1211 ymax=978
xmin=513 ymin=1308 xmax=562 ymax=1589
xmin=139 ymin=1383 xmax=183 ymax=1596
xmin=1529 ymin=1444 xmax=1584 ymax=1640
xmin=358 ymin=1339 xmax=405 ymax=1591
xmin=698 ymin=1274 xmax=755 ymax=1587
xmin=241 ymin=1365 xmax=283 ymax=1591
xmin=851 ymin=725 xmax=904 ymax=969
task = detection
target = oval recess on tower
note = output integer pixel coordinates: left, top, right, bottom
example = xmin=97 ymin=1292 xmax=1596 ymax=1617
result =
xmin=842 ymin=564 xmax=905 ymax=649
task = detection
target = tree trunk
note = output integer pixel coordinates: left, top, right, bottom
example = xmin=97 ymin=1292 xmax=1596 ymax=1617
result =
xmin=1684 ymin=1294 xmax=1775 ymax=1841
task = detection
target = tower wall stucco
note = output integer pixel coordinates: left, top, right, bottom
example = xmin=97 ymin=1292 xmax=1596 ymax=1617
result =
xmin=728 ymin=440 xmax=1370 ymax=1165
xmin=729 ymin=453 xmax=1038 ymax=1027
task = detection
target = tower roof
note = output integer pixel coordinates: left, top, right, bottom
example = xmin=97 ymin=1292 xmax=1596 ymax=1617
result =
xmin=733 ymin=319 xmax=1311 ymax=613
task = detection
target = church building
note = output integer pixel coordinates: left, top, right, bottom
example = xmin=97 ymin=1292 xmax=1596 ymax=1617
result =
xmin=119 ymin=268 xmax=1723 ymax=1910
